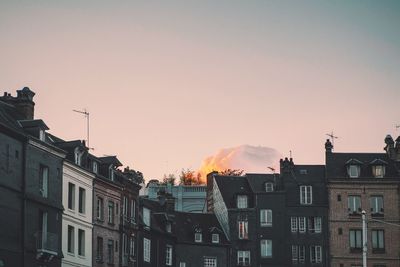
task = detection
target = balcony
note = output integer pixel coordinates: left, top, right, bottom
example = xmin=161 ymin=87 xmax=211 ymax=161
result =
xmin=35 ymin=231 xmax=59 ymax=260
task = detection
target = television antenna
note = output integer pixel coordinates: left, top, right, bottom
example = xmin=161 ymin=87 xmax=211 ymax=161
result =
xmin=73 ymin=109 xmax=91 ymax=149
xmin=326 ymin=131 xmax=339 ymax=147
xmin=396 ymin=125 xmax=400 ymax=130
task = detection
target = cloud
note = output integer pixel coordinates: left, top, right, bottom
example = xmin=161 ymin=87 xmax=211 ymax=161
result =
xmin=198 ymin=144 xmax=281 ymax=178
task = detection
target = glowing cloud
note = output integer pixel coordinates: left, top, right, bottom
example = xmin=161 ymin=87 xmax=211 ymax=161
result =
xmin=198 ymin=145 xmax=281 ymax=179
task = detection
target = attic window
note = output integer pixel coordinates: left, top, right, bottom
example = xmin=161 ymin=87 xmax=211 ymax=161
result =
xmin=39 ymin=129 xmax=45 ymax=141
xmin=212 ymin=233 xmax=219 ymax=243
xmin=195 ymin=232 xmax=202 ymax=243
xmin=109 ymin=166 xmax=115 ymax=181
xmin=74 ymin=148 xmax=82 ymax=166
xmin=92 ymin=161 xmax=98 ymax=174
xmin=237 ymin=195 xmax=248 ymax=209
xmin=372 ymin=165 xmax=385 ymax=178
xmin=347 ymin=165 xmax=360 ymax=178
xmin=299 ymin=169 xmax=307 ymax=175
xmin=166 ymin=222 xmax=172 ymax=233
xmin=265 ymin=183 xmax=274 ymax=192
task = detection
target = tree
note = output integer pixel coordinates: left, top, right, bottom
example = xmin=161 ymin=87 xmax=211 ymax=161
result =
xmin=219 ymin=169 xmax=244 ymax=176
xmin=179 ymin=168 xmax=203 ymax=185
xmin=161 ymin=173 xmax=176 ymax=185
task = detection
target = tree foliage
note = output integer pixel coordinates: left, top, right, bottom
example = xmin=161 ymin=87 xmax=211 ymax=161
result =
xmin=179 ymin=168 xmax=203 ymax=185
xmin=161 ymin=173 xmax=176 ymax=185
xmin=218 ymin=169 xmax=244 ymax=176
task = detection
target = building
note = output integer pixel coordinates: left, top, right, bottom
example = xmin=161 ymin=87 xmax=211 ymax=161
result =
xmin=0 ymin=88 xmax=66 ymax=267
xmin=51 ymin=139 xmax=94 ymax=267
xmin=326 ymin=137 xmax=400 ymax=267
xmin=92 ymin=156 xmax=123 ymax=267
xmin=175 ymin=212 xmax=230 ymax=267
xmin=280 ymin=158 xmax=329 ymax=266
xmin=146 ymin=183 xmax=207 ymax=213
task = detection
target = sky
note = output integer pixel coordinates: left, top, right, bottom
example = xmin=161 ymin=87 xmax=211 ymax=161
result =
xmin=1 ymin=1 xmax=399 ymax=181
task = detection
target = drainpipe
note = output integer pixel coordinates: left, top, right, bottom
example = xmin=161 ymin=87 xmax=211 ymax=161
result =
xmin=22 ymin=140 xmax=27 ymax=267
xmin=362 ymin=210 xmax=367 ymax=267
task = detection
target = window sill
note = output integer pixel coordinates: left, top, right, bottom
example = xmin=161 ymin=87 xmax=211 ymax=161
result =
xmin=371 ymin=213 xmax=384 ymax=217
xmin=260 ymin=224 xmax=272 ymax=227
xmin=372 ymin=249 xmax=385 ymax=254
xmin=78 ymin=254 xmax=86 ymax=259
xmin=349 ymin=248 xmax=362 ymax=253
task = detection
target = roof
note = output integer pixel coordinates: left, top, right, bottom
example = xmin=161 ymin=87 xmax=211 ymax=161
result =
xmin=326 ymin=152 xmax=399 ymax=179
xmin=213 ymin=175 xmax=252 ymax=208
xmin=246 ymin=173 xmax=276 ymax=193
xmin=18 ymin=119 xmax=49 ymax=130
xmin=289 ymin=165 xmax=326 ymax=184
xmin=174 ymin=212 xmax=229 ymax=245
xmin=98 ymin=156 xmax=122 ymax=167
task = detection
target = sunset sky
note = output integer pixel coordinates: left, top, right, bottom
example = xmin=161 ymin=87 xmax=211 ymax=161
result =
xmin=1 ymin=1 xmax=399 ymax=181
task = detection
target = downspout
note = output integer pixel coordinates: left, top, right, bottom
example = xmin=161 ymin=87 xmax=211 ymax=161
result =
xmin=21 ymin=140 xmax=27 ymax=267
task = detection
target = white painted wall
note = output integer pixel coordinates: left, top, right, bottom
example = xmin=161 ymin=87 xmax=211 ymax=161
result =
xmin=62 ymin=161 xmax=94 ymax=267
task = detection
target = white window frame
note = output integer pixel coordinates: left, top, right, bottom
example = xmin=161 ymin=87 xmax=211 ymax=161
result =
xmin=74 ymin=148 xmax=82 ymax=166
xmin=179 ymin=262 xmax=186 ymax=267
xmin=348 ymin=195 xmax=361 ymax=213
xmin=143 ymin=238 xmax=151 ymax=262
xmin=166 ymin=222 xmax=172 ymax=233
xmin=238 ymin=221 xmax=248 ymax=239
xmin=39 ymin=129 xmax=45 ymax=141
xmin=370 ymin=195 xmax=384 ymax=214
xmin=68 ymin=182 xmax=75 ymax=210
xmin=39 ymin=165 xmax=48 ymax=198
xmin=348 ymin=165 xmax=360 ymax=178
xmin=371 ymin=229 xmax=385 ymax=250
xmin=166 ymin=245 xmax=173 ymax=266
xmin=97 ymin=197 xmax=103 ymax=220
xmin=204 ymin=257 xmax=217 ymax=267
xmin=237 ymin=250 xmax=250 ymax=265
xmin=67 ymin=225 xmax=75 ymax=254
xmin=299 ymin=246 xmax=305 ymax=263
xmin=237 ymin=195 xmax=248 ymax=209
xmin=130 ymin=199 xmax=136 ymax=221
xmin=291 ymin=217 xmax=298 ymax=233
xmin=195 ymin=232 xmax=202 ymax=243
xmin=212 ymin=233 xmax=219 ymax=243
xmin=93 ymin=161 xmax=98 ymax=174
xmin=129 ymin=236 xmax=135 ymax=256
xmin=260 ymin=239 xmax=272 ymax=258
xmin=291 ymin=245 xmax=298 ymax=263
xmin=265 ymin=183 xmax=274 ymax=192
xmin=78 ymin=229 xmax=85 ymax=256
xmin=298 ymin=217 xmax=306 ymax=233
xmin=310 ymin=245 xmax=322 ymax=263
xmin=300 ymin=185 xmax=312 ymax=205
xmin=349 ymin=229 xmax=362 ymax=249
xmin=260 ymin=209 xmax=272 ymax=227
xmin=308 ymin=217 xmax=322 ymax=233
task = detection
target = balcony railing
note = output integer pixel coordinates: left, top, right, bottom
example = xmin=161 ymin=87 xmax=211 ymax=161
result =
xmin=35 ymin=231 xmax=59 ymax=256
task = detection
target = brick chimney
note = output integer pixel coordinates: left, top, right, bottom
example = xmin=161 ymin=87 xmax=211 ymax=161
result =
xmin=325 ymin=139 xmax=333 ymax=153
xmin=385 ymin=135 xmax=400 ymax=161
xmin=0 ymin=87 xmax=35 ymax=120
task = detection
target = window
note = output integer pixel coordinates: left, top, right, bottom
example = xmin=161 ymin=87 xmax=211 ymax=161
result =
xmin=195 ymin=232 xmax=202 ymax=243
xmin=166 ymin=222 xmax=172 ymax=233
xmin=372 ymin=230 xmax=384 ymax=252
xmin=300 ymin=185 xmax=312 ymax=204
xmin=237 ymin=195 xmax=248 ymax=209
xmin=260 ymin=209 xmax=272 ymax=227
xmin=348 ymin=195 xmax=361 ymax=214
xmin=204 ymin=257 xmax=217 ymax=267
xmin=129 ymin=236 xmax=135 ymax=256
xmin=310 ymin=246 xmax=322 ymax=263
xmin=348 ymin=165 xmax=360 ymax=178
xmin=238 ymin=221 xmax=248 ymax=239
xmin=308 ymin=217 xmax=322 ymax=233
xmin=212 ymin=233 xmax=219 ymax=243
xmin=260 ymin=239 xmax=272 ymax=257
xmin=131 ymin=199 xmax=136 ymax=221
xmin=108 ymin=201 xmax=114 ymax=224
xmin=68 ymin=225 xmax=75 ymax=253
xmin=291 ymin=245 xmax=305 ymax=263
xmin=291 ymin=217 xmax=298 ymax=232
xmin=237 ymin=250 xmax=250 ymax=265
xmin=78 ymin=188 xmax=85 ymax=214
xmin=298 ymin=217 xmax=306 ymax=233
xmin=39 ymin=129 xmax=45 ymax=141
xmin=96 ymin=237 xmax=103 ymax=262
xmin=39 ymin=165 xmax=48 ymax=198
xmin=265 ymin=183 xmax=274 ymax=192
xmin=123 ymin=196 xmax=128 ymax=217
xmin=180 ymin=263 xmax=186 ymax=267
xmin=349 ymin=229 xmax=362 ymax=251
xmin=68 ymin=183 xmax=75 ymax=210
xmin=372 ymin=165 xmax=385 ymax=178
xmin=107 ymin=240 xmax=114 ymax=264
xmin=92 ymin=161 xmax=98 ymax=174
xmin=123 ymin=233 xmax=128 ymax=255
xmin=143 ymin=207 xmax=150 ymax=227
xmin=370 ymin=196 xmax=384 ymax=214
xmin=143 ymin=238 xmax=151 ymax=262
xmin=78 ymin=229 xmax=85 ymax=256
xmin=166 ymin=245 xmax=173 ymax=266
xmin=74 ymin=148 xmax=82 ymax=166
xmin=109 ymin=166 xmax=114 ymax=181
xmin=97 ymin=197 xmax=104 ymax=220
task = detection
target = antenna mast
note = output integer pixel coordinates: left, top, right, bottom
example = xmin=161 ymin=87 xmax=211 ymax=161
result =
xmin=326 ymin=131 xmax=339 ymax=147
xmin=73 ymin=109 xmax=90 ymax=148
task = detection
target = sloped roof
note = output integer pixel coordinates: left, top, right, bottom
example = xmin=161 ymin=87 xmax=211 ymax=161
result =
xmin=213 ymin=175 xmax=252 ymax=208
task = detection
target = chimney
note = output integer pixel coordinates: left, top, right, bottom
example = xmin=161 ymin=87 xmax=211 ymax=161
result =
xmin=0 ymin=87 xmax=36 ymax=120
xmin=157 ymin=190 xmax=175 ymax=213
xmin=325 ymin=139 xmax=333 ymax=153
xmin=280 ymin=157 xmax=294 ymax=174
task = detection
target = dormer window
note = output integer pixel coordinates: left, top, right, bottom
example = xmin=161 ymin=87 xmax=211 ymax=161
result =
xmin=195 ymin=232 xmax=202 ymax=243
xmin=109 ymin=166 xmax=115 ymax=181
xmin=166 ymin=222 xmax=172 ymax=233
xmin=347 ymin=165 xmax=360 ymax=178
xmin=212 ymin=233 xmax=219 ymax=243
xmin=372 ymin=165 xmax=385 ymax=178
xmin=39 ymin=129 xmax=45 ymax=141
xmin=92 ymin=161 xmax=98 ymax=174
xmin=237 ymin=195 xmax=248 ymax=209
xmin=265 ymin=183 xmax=274 ymax=192
xmin=74 ymin=148 xmax=82 ymax=166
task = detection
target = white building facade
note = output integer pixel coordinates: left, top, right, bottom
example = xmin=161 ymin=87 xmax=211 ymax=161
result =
xmin=61 ymin=161 xmax=94 ymax=267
